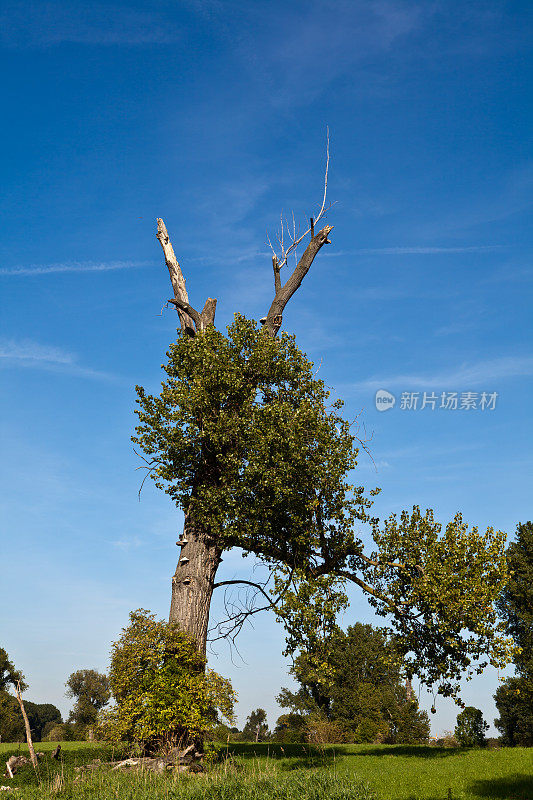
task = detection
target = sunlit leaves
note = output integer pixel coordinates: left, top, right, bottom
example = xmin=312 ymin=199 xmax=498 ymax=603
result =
xmin=98 ymin=610 xmax=236 ymax=749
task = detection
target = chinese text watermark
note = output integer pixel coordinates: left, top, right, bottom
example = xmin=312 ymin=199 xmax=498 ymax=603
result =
xmin=375 ymin=390 xmax=498 ymax=412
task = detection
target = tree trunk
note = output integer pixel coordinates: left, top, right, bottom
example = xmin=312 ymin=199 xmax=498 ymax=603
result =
xmin=169 ymin=509 xmax=221 ymax=658
xmin=14 ymin=684 xmax=38 ymax=772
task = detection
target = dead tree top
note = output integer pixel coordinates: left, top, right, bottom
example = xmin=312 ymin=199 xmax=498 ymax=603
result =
xmin=157 ymin=136 xmax=333 ymax=337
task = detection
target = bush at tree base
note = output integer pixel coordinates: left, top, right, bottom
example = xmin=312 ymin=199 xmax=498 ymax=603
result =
xmin=97 ymin=609 xmax=236 ymax=752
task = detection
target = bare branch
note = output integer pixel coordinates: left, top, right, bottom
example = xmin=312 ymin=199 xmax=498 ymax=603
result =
xmin=317 ymin=126 xmax=330 ymax=223
xmin=261 ymin=131 xmax=334 ymax=335
xmin=263 ymin=224 xmax=333 ymax=335
xmin=156 ymin=218 xmax=196 ymax=334
xmin=168 ymin=298 xmax=202 ymax=329
xmin=209 ymin=571 xmax=294 ymax=645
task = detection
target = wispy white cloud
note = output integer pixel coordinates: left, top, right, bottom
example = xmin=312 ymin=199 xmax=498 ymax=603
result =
xmin=349 ymin=355 xmax=533 ymax=392
xmin=0 ymin=260 xmax=153 ymax=277
xmin=0 ymin=339 xmax=116 ymax=380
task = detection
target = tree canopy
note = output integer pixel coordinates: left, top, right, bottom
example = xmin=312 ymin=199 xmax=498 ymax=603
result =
xmin=454 ymin=706 xmax=488 ymax=748
xmin=66 ymin=668 xmax=110 ymax=728
xmin=134 ymin=314 xmax=512 ymax=701
xmin=0 ymin=647 xmax=25 ymax=692
xmin=242 ymin=708 xmax=269 ymax=742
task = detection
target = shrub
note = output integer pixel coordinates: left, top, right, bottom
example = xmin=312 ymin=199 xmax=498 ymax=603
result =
xmin=97 ymin=609 xmax=236 ymax=752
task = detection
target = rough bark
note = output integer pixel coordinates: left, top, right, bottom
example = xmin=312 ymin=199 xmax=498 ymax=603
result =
xmin=156 ymin=218 xmax=196 ymax=335
xmin=169 ymin=510 xmax=222 ymax=657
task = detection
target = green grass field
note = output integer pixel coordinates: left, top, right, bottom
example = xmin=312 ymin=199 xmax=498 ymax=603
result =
xmin=0 ymin=741 xmax=531 ymax=799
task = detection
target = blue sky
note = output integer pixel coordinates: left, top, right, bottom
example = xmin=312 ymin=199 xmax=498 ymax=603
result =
xmin=1 ymin=0 xmax=532 ymax=736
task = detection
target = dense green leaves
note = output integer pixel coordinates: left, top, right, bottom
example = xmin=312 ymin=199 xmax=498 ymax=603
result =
xmin=494 ymin=676 xmax=533 ymax=747
xmin=454 ymin=706 xmax=488 ymax=747
xmin=242 ymin=708 xmax=269 ymax=741
xmin=278 ymin=623 xmax=429 ymax=744
xmin=98 ymin=610 xmax=235 ymax=750
xmin=367 ymin=507 xmax=512 ymax=695
xmin=134 ymin=315 xmax=371 ymax=566
xmin=0 ymin=647 xmax=25 ymax=692
xmin=494 ymin=521 xmax=533 ymax=746
xmin=66 ymin=669 xmax=110 ymax=728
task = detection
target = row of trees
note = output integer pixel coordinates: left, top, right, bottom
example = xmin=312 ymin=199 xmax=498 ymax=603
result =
xmin=0 ymin=650 xmax=109 ymax=743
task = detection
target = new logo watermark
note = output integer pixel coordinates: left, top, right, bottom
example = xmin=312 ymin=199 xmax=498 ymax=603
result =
xmin=375 ymin=389 xmax=396 ymax=412
xmin=375 ymin=390 xmax=498 ymax=412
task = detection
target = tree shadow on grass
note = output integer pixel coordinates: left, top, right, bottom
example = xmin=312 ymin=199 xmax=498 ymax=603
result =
xmin=224 ymin=742 xmax=337 ymax=768
xmin=469 ymin=774 xmax=533 ymax=800
xmin=348 ymin=745 xmax=462 ymax=759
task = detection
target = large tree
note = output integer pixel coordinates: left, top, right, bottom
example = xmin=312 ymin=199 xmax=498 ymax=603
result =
xmin=494 ymin=521 xmax=533 ymax=746
xmin=134 ymin=178 xmax=512 ymax=701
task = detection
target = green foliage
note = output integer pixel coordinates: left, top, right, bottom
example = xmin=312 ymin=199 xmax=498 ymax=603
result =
xmin=278 ymin=623 xmax=429 ymax=744
xmin=98 ymin=609 xmax=236 ymax=751
xmin=0 ymin=649 xmax=60 ymax=742
xmin=133 ymin=315 xmax=512 ymax=699
xmin=66 ymin=668 xmax=110 ymax=727
xmin=0 ymin=690 xmax=24 ymax=742
xmin=390 ymin=699 xmax=431 ymax=745
xmin=494 ymin=677 xmax=533 ymax=747
xmin=0 ymin=693 xmax=62 ymax=742
xmin=455 ymin=706 xmax=489 ymax=747
xmin=368 ymin=507 xmax=512 ymax=695
xmin=494 ymin=521 xmax=533 ymax=746
xmin=272 ymin=713 xmax=307 ymax=743
xmin=497 ymin=521 xmax=533 ymax=673
xmin=242 ymin=708 xmax=269 ymax=741
xmin=0 ymin=647 xmax=25 ymax=692
xmin=134 ymin=315 xmax=370 ymax=567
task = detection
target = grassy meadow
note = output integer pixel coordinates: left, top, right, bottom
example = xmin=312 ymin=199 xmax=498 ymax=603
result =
xmin=0 ymin=740 xmax=531 ymax=800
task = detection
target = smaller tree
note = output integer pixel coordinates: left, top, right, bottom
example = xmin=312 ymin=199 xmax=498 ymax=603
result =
xmin=0 ymin=648 xmax=27 ymax=742
xmin=272 ymin=713 xmax=307 ymax=743
xmin=278 ymin=622 xmax=430 ymax=744
xmin=98 ymin=609 xmax=235 ymax=752
xmin=242 ymin=708 xmax=269 ymax=742
xmin=494 ymin=677 xmax=533 ymax=747
xmin=494 ymin=521 xmax=533 ymax=746
xmin=66 ymin=669 xmax=110 ymax=729
xmin=390 ymin=698 xmax=430 ymax=745
xmin=455 ymin=706 xmax=488 ymax=747
xmin=0 ymin=648 xmax=24 ymax=692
